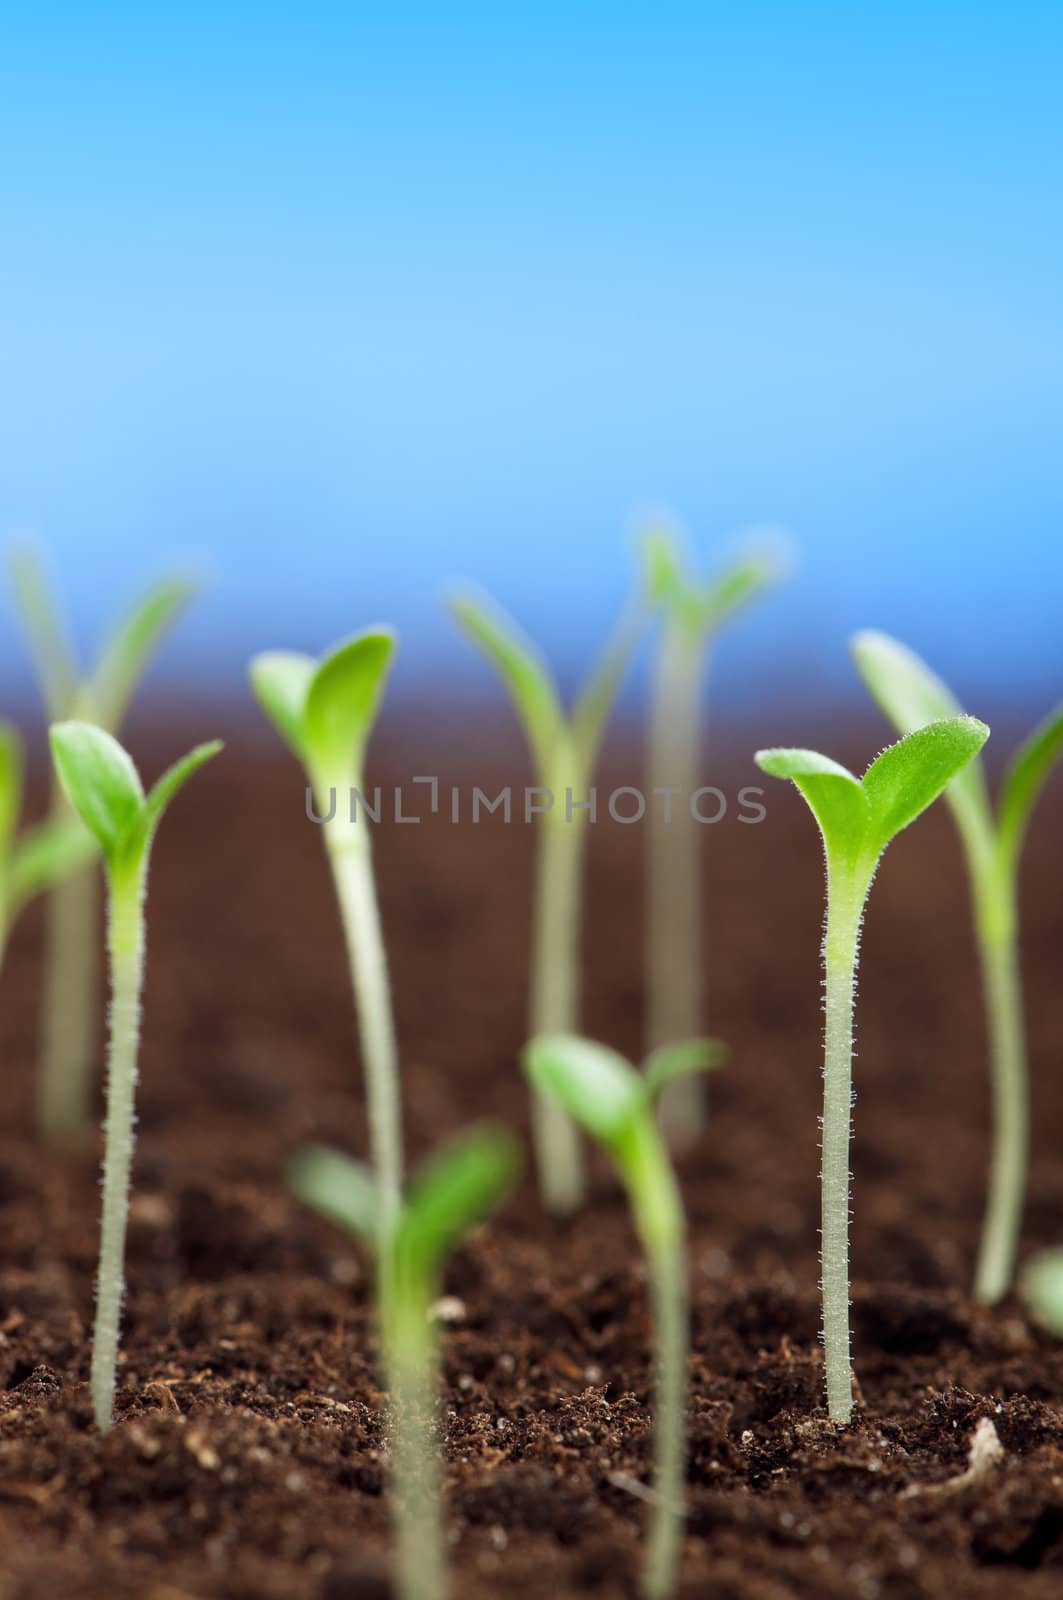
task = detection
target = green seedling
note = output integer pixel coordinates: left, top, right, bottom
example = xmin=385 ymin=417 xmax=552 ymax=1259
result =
xmin=250 ymin=629 xmax=402 ymax=1245
xmin=853 ymin=632 xmax=1063 ymax=1305
xmin=755 ymin=718 xmax=989 ymax=1422
xmin=291 ymin=1126 xmax=521 ymax=1600
xmin=50 ymin=723 xmax=222 ymax=1431
xmin=0 ymin=720 xmax=98 ymax=962
xmin=449 ymin=587 xmax=639 ymax=1215
xmin=1020 ymin=1249 xmax=1063 ymax=1336
xmin=9 ymin=543 xmax=197 ymax=1143
xmin=643 ymin=525 xmax=786 ymax=1144
xmin=523 ymin=1033 xmax=724 ymax=1599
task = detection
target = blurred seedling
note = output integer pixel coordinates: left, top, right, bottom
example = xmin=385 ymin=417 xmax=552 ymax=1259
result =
xmin=291 ymin=1126 xmax=521 ymax=1600
xmin=853 ymin=631 xmax=1063 ymax=1305
xmin=449 ymin=587 xmax=640 ymax=1215
xmin=250 ymin=629 xmax=403 ymax=1245
xmin=50 ymin=723 xmax=221 ymax=1431
xmin=0 ymin=720 xmax=98 ymax=962
xmin=642 ymin=523 xmax=787 ymax=1144
xmin=523 ymin=1033 xmax=725 ymax=1599
xmin=1020 ymin=1249 xmax=1063 ymax=1337
xmin=9 ymin=543 xmax=197 ymax=1142
xmin=756 ymin=718 xmax=989 ymax=1422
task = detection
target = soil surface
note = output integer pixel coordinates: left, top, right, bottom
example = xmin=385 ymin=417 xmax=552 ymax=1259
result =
xmin=2 ymin=717 xmax=1063 ymax=1599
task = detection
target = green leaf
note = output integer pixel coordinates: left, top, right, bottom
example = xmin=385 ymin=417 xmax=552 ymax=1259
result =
xmin=0 ymin=721 xmax=24 ymax=863
xmin=6 ymin=817 xmax=98 ymax=924
xmin=395 ymin=1125 xmax=521 ymax=1282
xmin=50 ymin=722 xmax=145 ymax=859
xmin=699 ymin=535 xmax=789 ymax=631
xmin=1020 ymin=1248 xmax=1063 ymax=1337
xmin=570 ymin=603 xmax=641 ymax=769
xmin=861 ymin=717 xmax=990 ymax=856
xmin=92 ymin=576 xmax=199 ymax=730
xmin=851 ymin=631 xmax=992 ymax=846
xmin=303 ymin=629 xmax=396 ymax=784
xmin=641 ymin=1037 xmax=728 ymax=1107
xmin=289 ymin=1145 xmax=379 ymax=1247
xmin=141 ymin=741 xmax=223 ymax=841
xmin=997 ymin=701 xmax=1063 ymax=867
xmin=523 ymin=1034 xmax=642 ymax=1150
xmin=249 ymin=651 xmax=316 ymax=760
xmin=851 ymin=629 xmax=963 ymax=726
xmin=754 ymin=747 xmax=869 ymax=870
xmin=8 ymin=543 xmax=79 ymax=719
xmin=642 ymin=526 xmax=686 ymax=608
xmin=448 ymin=590 xmax=564 ymax=779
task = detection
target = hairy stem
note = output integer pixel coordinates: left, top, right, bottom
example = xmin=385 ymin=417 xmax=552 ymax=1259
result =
xmin=388 ymin=1295 xmax=446 ymax=1600
xmin=627 ymin=1123 xmax=688 ymax=1599
xmin=646 ymin=623 xmax=707 ymax=1146
xmin=39 ymin=848 xmax=99 ymax=1143
xmin=529 ymin=808 xmax=586 ymax=1214
xmin=91 ymin=866 xmax=145 ymax=1432
xmin=325 ymin=815 xmax=403 ymax=1246
xmin=973 ymin=875 xmax=1027 ymax=1304
xmin=821 ymin=870 xmax=865 ymax=1424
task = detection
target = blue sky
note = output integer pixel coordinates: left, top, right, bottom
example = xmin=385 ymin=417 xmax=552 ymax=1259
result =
xmin=1 ymin=3 xmax=1060 ymax=711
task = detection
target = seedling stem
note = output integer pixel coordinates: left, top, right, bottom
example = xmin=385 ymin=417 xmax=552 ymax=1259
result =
xmin=324 ymin=818 xmax=403 ymax=1237
xmin=821 ymin=874 xmax=864 ymax=1419
xmin=529 ymin=766 xmax=585 ymax=1212
xmin=92 ymin=865 xmax=145 ymax=1430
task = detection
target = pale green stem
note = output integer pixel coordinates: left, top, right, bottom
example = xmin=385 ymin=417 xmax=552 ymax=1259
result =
xmin=39 ymin=847 xmax=100 ymax=1143
xmin=324 ymin=810 xmax=403 ymax=1247
xmin=972 ymin=869 xmax=1027 ymax=1304
xmin=626 ymin=1121 xmax=688 ymax=1599
xmin=92 ymin=863 xmax=146 ymax=1432
xmin=821 ymin=866 xmax=867 ymax=1424
xmin=530 ymin=805 xmax=587 ymax=1214
xmin=388 ymin=1291 xmax=446 ymax=1600
xmin=646 ymin=621 xmax=707 ymax=1145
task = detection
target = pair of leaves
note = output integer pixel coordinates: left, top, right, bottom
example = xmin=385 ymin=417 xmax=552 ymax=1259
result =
xmin=250 ymin=629 xmax=396 ymax=787
xmin=523 ymin=1034 xmax=727 ymax=1155
xmin=853 ymin=631 xmax=1063 ymax=873
xmin=0 ymin=721 xmax=98 ymax=931
xmin=290 ymin=1125 xmax=521 ymax=1288
xmin=755 ymin=718 xmax=990 ymax=882
xmin=642 ymin=523 xmax=788 ymax=641
xmin=9 ymin=545 xmax=197 ymax=731
xmin=448 ymin=590 xmax=638 ymax=787
xmin=50 ymin=724 xmax=222 ymax=875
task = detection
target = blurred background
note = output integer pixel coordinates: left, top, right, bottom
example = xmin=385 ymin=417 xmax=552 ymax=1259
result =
xmin=1 ymin=2 xmax=1060 ymax=721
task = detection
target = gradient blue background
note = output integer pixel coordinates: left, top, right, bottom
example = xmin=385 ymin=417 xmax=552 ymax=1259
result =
xmin=1 ymin=3 xmax=1060 ymax=713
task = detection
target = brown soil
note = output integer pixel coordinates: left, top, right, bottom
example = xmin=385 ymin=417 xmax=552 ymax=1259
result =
xmin=2 ymin=720 xmax=1063 ymax=1599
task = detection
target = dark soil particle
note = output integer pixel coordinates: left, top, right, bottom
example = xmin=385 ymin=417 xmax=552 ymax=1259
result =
xmin=1 ymin=720 xmax=1062 ymax=1598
